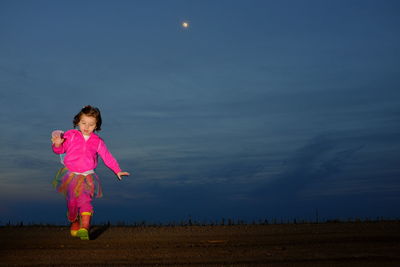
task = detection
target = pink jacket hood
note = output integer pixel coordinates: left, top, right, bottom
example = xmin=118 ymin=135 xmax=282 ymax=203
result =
xmin=52 ymin=129 xmax=122 ymax=174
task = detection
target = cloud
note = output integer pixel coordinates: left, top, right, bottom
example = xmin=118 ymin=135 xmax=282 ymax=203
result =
xmin=249 ymin=129 xmax=400 ymax=203
xmin=251 ymin=134 xmax=364 ymax=199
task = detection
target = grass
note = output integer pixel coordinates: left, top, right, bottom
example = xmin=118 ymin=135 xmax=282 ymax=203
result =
xmin=1 ymin=216 xmax=398 ymax=228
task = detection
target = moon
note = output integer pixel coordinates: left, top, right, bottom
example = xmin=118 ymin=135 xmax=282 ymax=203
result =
xmin=181 ymin=21 xmax=189 ymax=29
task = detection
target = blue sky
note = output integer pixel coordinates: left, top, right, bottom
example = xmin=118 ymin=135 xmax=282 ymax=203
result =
xmin=1 ymin=0 xmax=399 ymax=224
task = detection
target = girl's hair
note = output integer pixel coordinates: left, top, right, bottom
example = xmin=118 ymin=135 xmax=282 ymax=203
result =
xmin=73 ymin=105 xmax=102 ymax=131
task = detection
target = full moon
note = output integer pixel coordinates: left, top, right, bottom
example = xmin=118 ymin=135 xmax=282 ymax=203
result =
xmin=182 ymin=21 xmax=189 ymax=28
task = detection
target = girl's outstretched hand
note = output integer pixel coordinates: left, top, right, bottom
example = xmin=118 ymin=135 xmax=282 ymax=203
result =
xmin=117 ymin=171 xmax=130 ymax=180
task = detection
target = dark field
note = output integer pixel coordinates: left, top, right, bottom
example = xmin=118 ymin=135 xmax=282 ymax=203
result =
xmin=1 ymin=221 xmax=399 ymax=266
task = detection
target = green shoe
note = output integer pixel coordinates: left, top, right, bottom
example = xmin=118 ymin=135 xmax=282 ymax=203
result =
xmin=77 ymin=228 xmax=89 ymax=240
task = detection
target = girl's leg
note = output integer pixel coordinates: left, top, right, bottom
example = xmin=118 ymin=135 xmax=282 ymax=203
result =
xmin=66 ymin=192 xmax=80 ymax=237
xmin=76 ymin=193 xmax=93 ymax=240
xmin=67 ymin=193 xmax=79 ymax=222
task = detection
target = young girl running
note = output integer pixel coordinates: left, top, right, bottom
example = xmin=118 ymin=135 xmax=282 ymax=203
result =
xmin=51 ymin=105 xmax=129 ymax=240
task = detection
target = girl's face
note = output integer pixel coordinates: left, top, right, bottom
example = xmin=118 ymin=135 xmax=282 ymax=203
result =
xmin=78 ymin=114 xmax=97 ymax=136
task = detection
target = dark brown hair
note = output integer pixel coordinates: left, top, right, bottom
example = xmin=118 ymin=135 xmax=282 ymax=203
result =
xmin=73 ymin=105 xmax=102 ymax=131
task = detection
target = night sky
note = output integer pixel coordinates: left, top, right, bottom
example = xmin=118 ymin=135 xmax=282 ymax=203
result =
xmin=1 ymin=0 xmax=399 ymax=225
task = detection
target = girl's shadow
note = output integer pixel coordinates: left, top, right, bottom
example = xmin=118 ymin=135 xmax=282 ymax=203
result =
xmin=90 ymin=224 xmax=110 ymax=240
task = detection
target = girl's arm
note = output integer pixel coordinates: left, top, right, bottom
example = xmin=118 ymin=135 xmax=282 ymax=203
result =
xmin=98 ymin=139 xmax=130 ymax=180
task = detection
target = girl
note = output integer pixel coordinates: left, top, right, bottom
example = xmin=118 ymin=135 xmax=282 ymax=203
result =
xmin=51 ymin=105 xmax=129 ymax=240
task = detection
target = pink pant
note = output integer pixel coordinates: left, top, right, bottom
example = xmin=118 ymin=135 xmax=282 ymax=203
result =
xmin=66 ymin=180 xmax=93 ymax=222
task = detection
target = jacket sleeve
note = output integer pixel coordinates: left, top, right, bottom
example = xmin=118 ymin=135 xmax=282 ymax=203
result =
xmin=52 ymin=143 xmax=65 ymax=154
xmin=97 ymin=139 xmax=122 ymax=174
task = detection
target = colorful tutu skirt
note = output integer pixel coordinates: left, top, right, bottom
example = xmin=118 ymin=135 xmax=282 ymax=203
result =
xmin=52 ymin=167 xmax=103 ymax=198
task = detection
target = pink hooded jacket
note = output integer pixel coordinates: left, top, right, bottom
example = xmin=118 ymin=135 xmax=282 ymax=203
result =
xmin=52 ymin=129 xmax=122 ymax=174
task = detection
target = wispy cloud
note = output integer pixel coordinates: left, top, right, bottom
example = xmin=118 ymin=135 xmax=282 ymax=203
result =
xmin=250 ymin=132 xmax=400 ymax=201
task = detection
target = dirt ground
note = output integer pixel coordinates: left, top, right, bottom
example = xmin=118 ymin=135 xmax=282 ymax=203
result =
xmin=1 ymin=221 xmax=399 ymax=266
